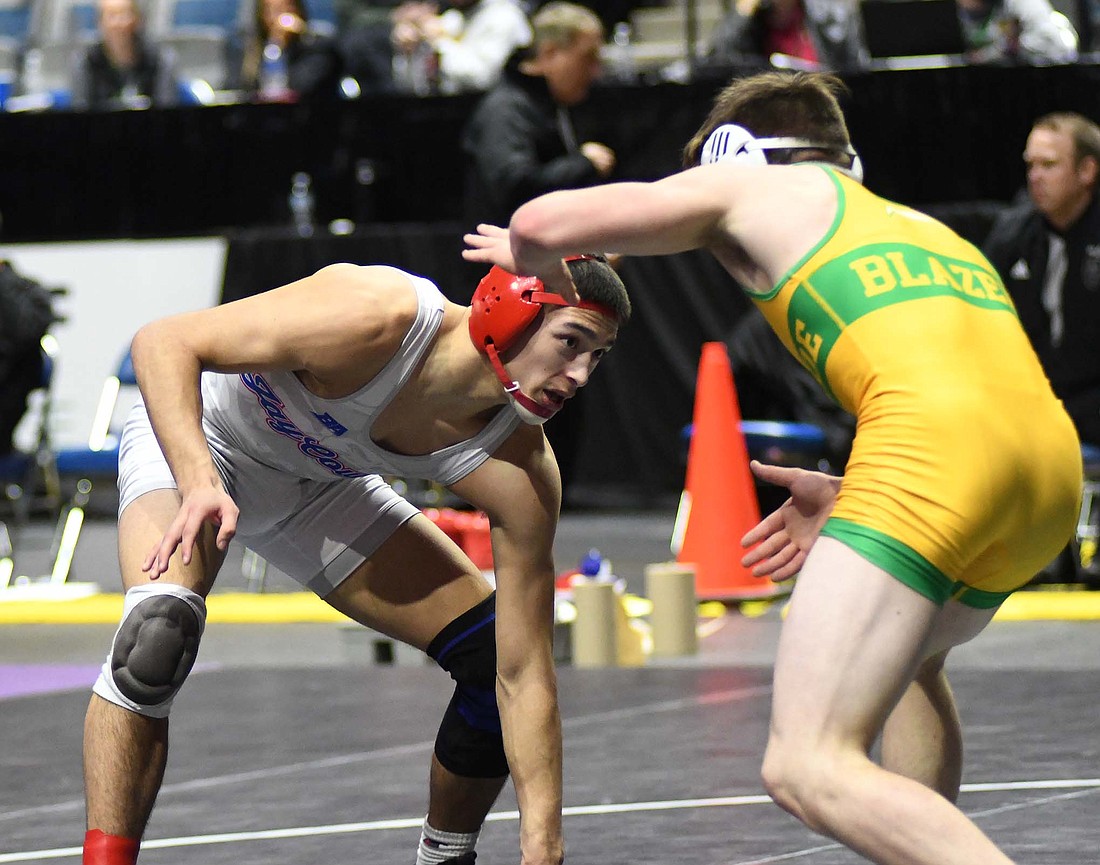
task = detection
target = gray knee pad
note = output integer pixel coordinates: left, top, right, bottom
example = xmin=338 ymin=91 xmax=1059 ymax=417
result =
xmin=93 ymin=584 xmax=207 ymax=719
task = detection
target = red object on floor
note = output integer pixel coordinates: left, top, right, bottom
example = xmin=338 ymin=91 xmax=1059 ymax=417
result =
xmin=454 ymin=510 xmax=494 ymax=570
xmin=423 ymin=507 xmax=494 ymax=571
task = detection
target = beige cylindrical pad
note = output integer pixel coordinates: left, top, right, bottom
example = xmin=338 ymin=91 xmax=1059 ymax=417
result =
xmin=645 ymin=562 xmax=698 ymax=657
xmin=571 ymin=581 xmax=618 ymax=668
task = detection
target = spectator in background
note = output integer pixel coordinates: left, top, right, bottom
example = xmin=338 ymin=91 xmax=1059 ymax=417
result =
xmin=334 ymin=0 xmax=399 ymax=94
xmin=703 ymin=0 xmax=866 ymax=73
xmin=956 ymin=0 xmax=1078 ymax=64
xmin=983 ymin=111 xmax=1100 ymax=446
xmin=462 ymin=1 xmax=612 ymax=498
xmin=231 ymin=0 xmax=344 ymax=100
xmin=462 ymin=1 xmax=611 ymax=228
xmin=70 ymin=0 xmax=181 ymax=110
xmin=390 ymin=0 xmax=532 ymax=94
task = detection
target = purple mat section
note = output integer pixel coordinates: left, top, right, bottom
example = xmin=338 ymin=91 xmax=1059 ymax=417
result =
xmin=0 ymin=664 xmax=102 ymax=699
xmin=0 ymin=663 xmax=220 ymax=700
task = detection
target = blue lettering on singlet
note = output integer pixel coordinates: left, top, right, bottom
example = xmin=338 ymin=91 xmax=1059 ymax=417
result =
xmin=240 ymin=373 xmax=367 ymax=479
xmin=312 ymin=411 xmax=348 ymax=436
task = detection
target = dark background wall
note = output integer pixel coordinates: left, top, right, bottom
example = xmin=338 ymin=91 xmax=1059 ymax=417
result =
xmin=8 ymin=64 xmax=1100 ymax=243
xmin=5 ymin=63 xmax=1098 ymax=505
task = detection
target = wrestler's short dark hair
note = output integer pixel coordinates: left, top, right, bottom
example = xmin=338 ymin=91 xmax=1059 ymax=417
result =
xmin=567 ymin=255 xmax=632 ymax=325
xmin=683 ymin=71 xmax=853 ymax=169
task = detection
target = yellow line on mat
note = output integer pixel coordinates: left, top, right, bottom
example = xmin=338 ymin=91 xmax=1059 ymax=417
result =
xmin=0 ymin=589 xmax=1098 ymax=625
xmin=0 ymin=593 xmax=353 ymax=625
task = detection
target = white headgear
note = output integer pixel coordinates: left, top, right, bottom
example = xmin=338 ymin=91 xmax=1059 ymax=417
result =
xmin=700 ymin=123 xmax=864 ymax=183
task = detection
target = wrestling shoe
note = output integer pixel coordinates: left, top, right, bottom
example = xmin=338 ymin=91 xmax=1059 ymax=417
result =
xmin=443 ymin=855 xmax=476 ymax=864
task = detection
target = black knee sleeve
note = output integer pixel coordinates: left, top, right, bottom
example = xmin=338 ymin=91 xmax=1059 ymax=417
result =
xmin=427 ymin=592 xmax=508 ymax=778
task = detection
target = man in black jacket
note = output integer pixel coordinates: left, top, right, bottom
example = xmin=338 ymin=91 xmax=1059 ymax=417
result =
xmin=983 ymin=111 xmax=1100 ymax=446
xmin=462 ymin=1 xmax=614 ymax=230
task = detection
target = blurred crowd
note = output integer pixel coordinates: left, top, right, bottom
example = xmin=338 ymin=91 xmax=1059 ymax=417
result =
xmin=0 ymin=0 xmax=1094 ymax=112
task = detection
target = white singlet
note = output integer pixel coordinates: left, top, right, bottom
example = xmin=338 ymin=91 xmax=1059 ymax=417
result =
xmin=117 ymin=268 xmax=521 ymax=595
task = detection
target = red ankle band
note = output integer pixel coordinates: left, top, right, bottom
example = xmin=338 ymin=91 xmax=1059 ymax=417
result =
xmin=83 ymin=830 xmax=140 ymax=865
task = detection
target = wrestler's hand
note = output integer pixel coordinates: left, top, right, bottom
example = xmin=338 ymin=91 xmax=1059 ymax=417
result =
xmin=142 ymin=486 xmax=239 ymax=578
xmin=464 ymin=225 xmax=581 ymax=304
xmin=740 ymin=460 xmax=840 ymax=581
xmin=463 ymin=223 xmax=516 ymax=271
xmin=580 ymin=141 xmax=616 ymax=177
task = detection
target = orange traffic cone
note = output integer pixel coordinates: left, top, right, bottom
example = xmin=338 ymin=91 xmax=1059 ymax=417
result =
xmin=673 ymin=342 xmax=779 ymax=601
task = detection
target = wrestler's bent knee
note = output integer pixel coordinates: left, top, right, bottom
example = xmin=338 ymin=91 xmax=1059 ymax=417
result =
xmin=427 ymin=593 xmax=508 ymax=778
xmin=92 ymin=584 xmax=207 ymax=719
xmin=762 ymin=739 xmax=857 ymax=832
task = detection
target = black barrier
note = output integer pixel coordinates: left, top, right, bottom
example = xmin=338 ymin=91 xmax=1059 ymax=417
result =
xmin=4 ymin=63 xmax=1100 ymax=242
xmin=221 ymin=222 xmax=475 ymax=303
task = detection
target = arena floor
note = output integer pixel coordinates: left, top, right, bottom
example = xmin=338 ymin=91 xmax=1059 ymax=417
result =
xmin=2 ymin=510 xmax=1099 ymax=864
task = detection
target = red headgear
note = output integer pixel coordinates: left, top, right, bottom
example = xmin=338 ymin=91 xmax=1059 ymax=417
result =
xmin=469 ymin=262 xmax=616 ymax=422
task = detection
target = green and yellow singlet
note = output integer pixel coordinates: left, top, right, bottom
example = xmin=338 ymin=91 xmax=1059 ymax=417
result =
xmin=749 ymin=168 xmax=1082 ymax=607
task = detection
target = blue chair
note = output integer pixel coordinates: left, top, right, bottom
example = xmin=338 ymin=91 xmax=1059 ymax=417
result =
xmin=49 ymin=349 xmax=137 ymax=583
xmin=682 ymin=419 xmax=832 ymax=470
xmin=307 ymin=0 xmax=336 ymax=26
xmin=0 ymin=4 xmax=30 ymax=42
xmin=0 ymin=4 xmax=28 ymax=94
xmin=739 ymin=419 xmax=831 ymax=470
xmin=171 ymin=0 xmax=240 ymax=31
xmin=67 ymin=2 xmax=98 ymax=37
xmin=306 ymin=0 xmax=337 ymax=36
xmin=680 ymin=417 xmax=833 ymax=517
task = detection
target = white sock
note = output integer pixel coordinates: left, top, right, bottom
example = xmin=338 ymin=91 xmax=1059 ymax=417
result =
xmin=415 ymin=817 xmax=479 ymax=864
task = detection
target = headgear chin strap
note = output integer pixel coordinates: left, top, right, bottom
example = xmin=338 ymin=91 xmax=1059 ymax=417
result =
xmin=700 ymin=123 xmax=864 ymax=183
xmin=469 ymin=262 xmax=616 ymax=425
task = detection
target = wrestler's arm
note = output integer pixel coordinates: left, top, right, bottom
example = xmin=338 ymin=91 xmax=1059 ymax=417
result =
xmin=464 ymin=164 xmax=835 ymax=299
xmin=131 ymin=264 xmax=416 ymax=572
xmin=447 ymin=424 xmax=564 ymax=865
xmin=463 ymin=166 xmax=744 ymax=281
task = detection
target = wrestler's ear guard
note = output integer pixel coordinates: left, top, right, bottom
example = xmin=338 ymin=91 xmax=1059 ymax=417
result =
xmin=468 ymin=259 xmax=616 ymax=354
xmin=700 ymin=124 xmax=768 ymax=167
xmin=468 ymin=267 xmax=550 ymax=354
